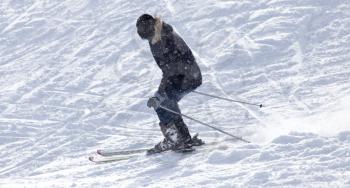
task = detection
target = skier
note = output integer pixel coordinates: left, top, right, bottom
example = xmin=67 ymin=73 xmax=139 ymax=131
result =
xmin=136 ymin=14 xmax=204 ymax=154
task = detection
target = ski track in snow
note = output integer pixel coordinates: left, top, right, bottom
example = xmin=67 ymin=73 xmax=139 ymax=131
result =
xmin=0 ymin=0 xmax=350 ymax=187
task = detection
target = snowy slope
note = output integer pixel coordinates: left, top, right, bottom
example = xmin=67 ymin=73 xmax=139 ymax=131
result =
xmin=0 ymin=0 xmax=350 ymax=187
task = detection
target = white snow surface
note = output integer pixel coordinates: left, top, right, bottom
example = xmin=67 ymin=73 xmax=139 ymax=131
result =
xmin=1 ymin=0 xmax=350 ymax=187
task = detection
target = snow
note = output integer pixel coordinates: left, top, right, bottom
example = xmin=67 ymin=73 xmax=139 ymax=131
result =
xmin=1 ymin=0 xmax=350 ymax=187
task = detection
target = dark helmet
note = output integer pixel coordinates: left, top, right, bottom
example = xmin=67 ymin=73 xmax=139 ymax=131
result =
xmin=136 ymin=14 xmax=155 ymax=40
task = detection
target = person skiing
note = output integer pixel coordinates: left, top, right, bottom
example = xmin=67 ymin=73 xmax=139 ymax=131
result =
xmin=136 ymin=14 xmax=204 ymax=154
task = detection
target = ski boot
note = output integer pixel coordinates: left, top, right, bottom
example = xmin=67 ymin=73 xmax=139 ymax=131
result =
xmin=190 ymin=133 xmax=205 ymax=146
xmin=147 ymin=122 xmax=193 ymax=155
xmin=147 ymin=122 xmax=180 ymax=155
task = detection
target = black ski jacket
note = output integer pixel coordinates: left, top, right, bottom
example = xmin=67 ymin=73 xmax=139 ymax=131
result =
xmin=149 ymin=22 xmax=202 ymax=97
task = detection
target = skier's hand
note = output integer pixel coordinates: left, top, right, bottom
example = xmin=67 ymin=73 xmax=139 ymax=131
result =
xmin=147 ymin=97 xmax=160 ymax=109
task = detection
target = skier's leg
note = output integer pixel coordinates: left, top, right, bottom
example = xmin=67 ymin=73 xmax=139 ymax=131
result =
xmin=165 ymin=89 xmax=194 ymax=142
xmin=172 ymin=88 xmax=204 ymax=146
xmin=152 ymin=79 xmax=201 ymax=152
xmin=155 ymin=98 xmax=191 ymax=143
xmin=155 ymin=98 xmax=181 ymax=125
xmin=152 ymin=97 xmax=180 ymax=148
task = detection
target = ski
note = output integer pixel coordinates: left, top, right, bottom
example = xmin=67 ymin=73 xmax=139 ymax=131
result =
xmin=95 ymin=147 xmax=194 ymax=158
xmin=90 ymin=145 xmax=197 ymax=163
xmin=94 ymin=138 xmax=232 ymax=156
xmin=96 ymin=133 xmax=206 ymax=157
xmin=89 ymin=135 xmax=238 ymax=163
xmin=89 ymin=155 xmax=135 ymax=164
xmin=97 ymin=148 xmax=149 ymax=157
xmin=90 ymin=147 xmax=196 ymax=163
xmin=97 ymin=143 xmax=204 ymax=156
xmin=89 ymin=141 xmax=227 ymax=164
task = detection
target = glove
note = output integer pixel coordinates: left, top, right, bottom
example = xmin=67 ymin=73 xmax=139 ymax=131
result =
xmin=147 ymin=96 xmax=161 ymax=109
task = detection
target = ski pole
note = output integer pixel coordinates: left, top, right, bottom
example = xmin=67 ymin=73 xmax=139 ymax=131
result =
xmin=159 ymin=105 xmax=250 ymax=143
xmin=193 ymin=90 xmax=263 ymax=108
